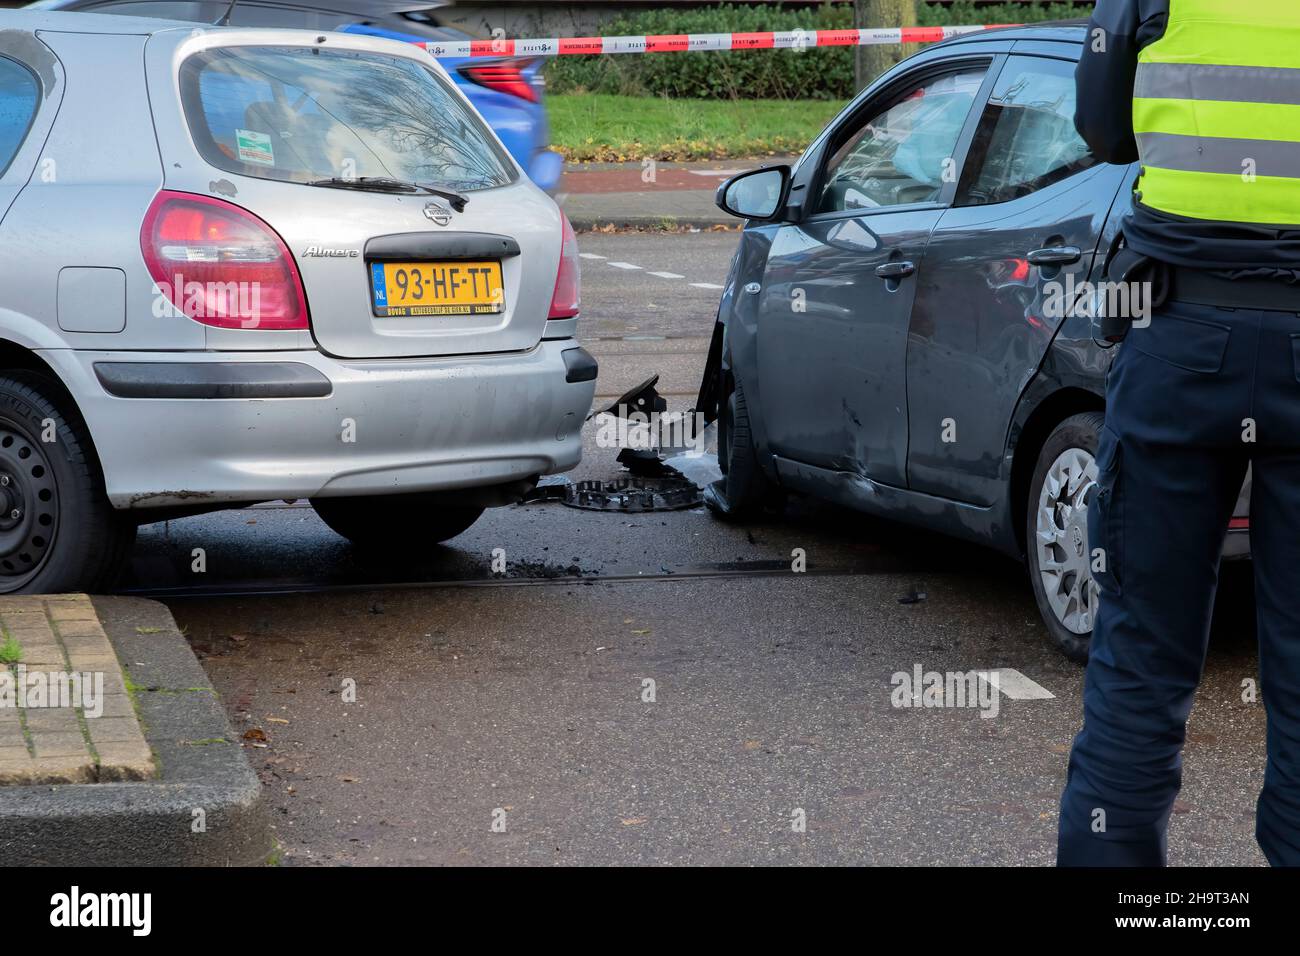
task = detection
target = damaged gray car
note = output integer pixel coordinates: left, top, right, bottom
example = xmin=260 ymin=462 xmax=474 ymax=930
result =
xmin=695 ymin=22 xmax=1250 ymax=661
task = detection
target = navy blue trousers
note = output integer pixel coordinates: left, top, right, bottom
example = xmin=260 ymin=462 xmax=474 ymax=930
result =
xmin=1058 ymin=299 xmax=1300 ymax=866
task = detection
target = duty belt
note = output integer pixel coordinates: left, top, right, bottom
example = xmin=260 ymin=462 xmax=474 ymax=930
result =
xmin=1098 ymin=252 xmax=1300 ymax=345
xmin=1167 ymin=267 xmax=1300 ymax=313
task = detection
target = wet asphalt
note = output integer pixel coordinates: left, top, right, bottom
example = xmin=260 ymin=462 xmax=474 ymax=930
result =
xmin=124 ymin=230 xmax=1267 ymax=866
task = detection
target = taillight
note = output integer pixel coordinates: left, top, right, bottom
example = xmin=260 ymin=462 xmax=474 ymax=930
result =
xmin=459 ymin=60 xmax=539 ymax=103
xmin=548 ymin=214 xmax=580 ymax=320
xmin=140 ymin=191 xmax=308 ymax=330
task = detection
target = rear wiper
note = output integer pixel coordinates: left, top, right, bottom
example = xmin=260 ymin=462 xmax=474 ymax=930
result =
xmin=307 ymin=177 xmax=469 ymax=212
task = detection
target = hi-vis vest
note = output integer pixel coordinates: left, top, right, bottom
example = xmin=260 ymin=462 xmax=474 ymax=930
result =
xmin=1133 ymin=0 xmax=1300 ymax=225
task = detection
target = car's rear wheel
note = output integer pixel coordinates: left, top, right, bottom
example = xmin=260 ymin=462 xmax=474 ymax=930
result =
xmin=310 ymin=493 xmax=484 ymax=551
xmin=0 ymin=372 xmax=134 ymax=594
xmin=1026 ymin=411 xmax=1104 ymax=662
xmin=704 ymin=376 xmax=776 ymax=520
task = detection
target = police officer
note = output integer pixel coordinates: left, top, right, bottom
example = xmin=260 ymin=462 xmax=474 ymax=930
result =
xmin=1060 ymin=0 xmax=1300 ymax=866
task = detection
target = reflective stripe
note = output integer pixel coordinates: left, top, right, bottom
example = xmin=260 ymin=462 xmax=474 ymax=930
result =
xmin=1135 ymin=62 xmax=1300 ymax=106
xmin=1134 ymin=98 xmax=1300 ymax=145
xmin=1141 ymin=21 xmax=1300 ymax=70
xmin=1167 ymin=0 xmax=1300 ymax=27
xmin=1138 ymin=168 xmax=1300 ymax=226
xmin=1137 ymin=132 xmax=1300 ymax=178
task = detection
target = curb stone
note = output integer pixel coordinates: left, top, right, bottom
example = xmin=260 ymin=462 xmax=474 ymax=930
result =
xmin=568 ymin=215 xmax=741 ymax=232
xmin=0 ymin=595 xmax=154 ymax=785
xmin=0 ymin=596 xmax=272 ymax=866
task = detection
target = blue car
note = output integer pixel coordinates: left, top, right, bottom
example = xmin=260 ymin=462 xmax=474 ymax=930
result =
xmin=23 ymin=0 xmax=564 ymax=191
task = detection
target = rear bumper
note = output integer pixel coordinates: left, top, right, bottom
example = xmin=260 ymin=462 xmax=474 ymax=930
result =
xmin=41 ymin=341 xmax=597 ymax=510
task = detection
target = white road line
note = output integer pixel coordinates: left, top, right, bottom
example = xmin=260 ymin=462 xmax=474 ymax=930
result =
xmin=688 ymin=169 xmax=746 ymax=177
xmin=977 ymin=669 xmax=1056 ymax=700
xmin=581 ymin=250 xmax=715 ymax=286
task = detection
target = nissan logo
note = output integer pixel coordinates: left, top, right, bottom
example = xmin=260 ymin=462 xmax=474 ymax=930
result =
xmin=423 ymin=200 xmax=453 ymax=226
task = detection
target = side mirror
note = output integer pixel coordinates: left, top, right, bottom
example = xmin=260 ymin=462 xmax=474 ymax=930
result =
xmin=715 ymin=165 xmax=792 ymax=221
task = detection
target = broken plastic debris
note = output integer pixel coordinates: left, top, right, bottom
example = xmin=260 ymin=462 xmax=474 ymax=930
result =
xmin=522 ymin=468 xmax=702 ymax=512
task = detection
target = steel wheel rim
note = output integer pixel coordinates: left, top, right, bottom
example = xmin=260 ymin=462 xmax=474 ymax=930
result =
xmin=0 ymin=422 xmax=59 ymax=591
xmin=1035 ymin=446 xmax=1099 ymax=635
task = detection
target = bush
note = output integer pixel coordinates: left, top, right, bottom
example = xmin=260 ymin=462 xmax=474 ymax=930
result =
xmin=547 ymin=5 xmax=855 ymax=100
xmin=546 ymin=2 xmax=1093 ymax=100
xmin=918 ymin=1 xmax=1088 ymax=26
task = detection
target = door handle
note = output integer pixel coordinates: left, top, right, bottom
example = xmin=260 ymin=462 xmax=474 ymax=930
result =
xmin=875 ymin=260 xmax=915 ymax=279
xmin=1026 ymin=246 xmax=1081 ymax=266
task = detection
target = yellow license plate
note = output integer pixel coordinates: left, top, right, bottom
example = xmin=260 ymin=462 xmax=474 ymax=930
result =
xmin=370 ymin=260 xmax=505 ymax=317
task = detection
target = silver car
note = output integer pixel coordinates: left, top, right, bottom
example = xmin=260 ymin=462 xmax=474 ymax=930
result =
xmin=0 ymin=10 xmax=597 ymax=592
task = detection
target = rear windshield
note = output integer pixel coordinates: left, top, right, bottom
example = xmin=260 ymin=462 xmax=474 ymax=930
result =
xmin=178 ymin=45 xmax=515 ymax=191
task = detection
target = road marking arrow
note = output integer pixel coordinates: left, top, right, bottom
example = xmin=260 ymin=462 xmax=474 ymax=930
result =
xmin=977 ymin=669 xmax=1055 ymax=701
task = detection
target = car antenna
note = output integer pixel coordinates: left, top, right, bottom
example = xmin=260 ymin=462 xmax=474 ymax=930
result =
xmin=214 ymin=0 xmax=238 ymax=25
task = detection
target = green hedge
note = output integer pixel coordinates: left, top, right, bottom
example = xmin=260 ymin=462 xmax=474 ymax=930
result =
xmin=918 ymin=1 xmax=1087 ymax=26
xmin=546 ymin=2 xmax=1092 ymax=100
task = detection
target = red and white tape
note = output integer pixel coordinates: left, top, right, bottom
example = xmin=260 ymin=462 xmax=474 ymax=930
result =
xmin=420 ymin=25 xmax=1013 ymax=59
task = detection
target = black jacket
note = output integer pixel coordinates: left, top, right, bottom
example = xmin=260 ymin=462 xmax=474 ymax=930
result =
xmin=1076 ymin=0 xmax=1300 ymax=278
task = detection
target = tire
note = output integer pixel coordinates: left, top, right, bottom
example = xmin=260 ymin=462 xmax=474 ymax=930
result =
xmin=310 ymin=493 xmax=484 ymax=551
xmin=704 ymin=376 xmax=776 ymax=521
xmin=1025 ymin=411 xmax=1105 ymax=662
xmin=0 ymin=371 xmax=133 ymax=594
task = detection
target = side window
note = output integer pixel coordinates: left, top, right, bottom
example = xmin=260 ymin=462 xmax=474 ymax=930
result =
xmin=815 ymin=68 xmax=985 ymax=214
xmin=956 ymin=56 xmax=1096 ymax=206
xmin=0 ymin=55 xmax=39 ymax=177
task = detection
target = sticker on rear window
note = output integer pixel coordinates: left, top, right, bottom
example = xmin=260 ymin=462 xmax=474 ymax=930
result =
xmin=235 ymin=129 xmax=274 ymax=167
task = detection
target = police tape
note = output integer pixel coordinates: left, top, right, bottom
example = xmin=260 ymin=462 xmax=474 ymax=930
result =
xmin=419 ymin=25 xmax=1015 ymax=59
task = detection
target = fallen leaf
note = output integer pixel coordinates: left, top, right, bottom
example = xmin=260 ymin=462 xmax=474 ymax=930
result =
xmin=621 ymin=817 xmax=647 ymax=826
xmin=242 ymin=728 xmax=268 ymax=742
